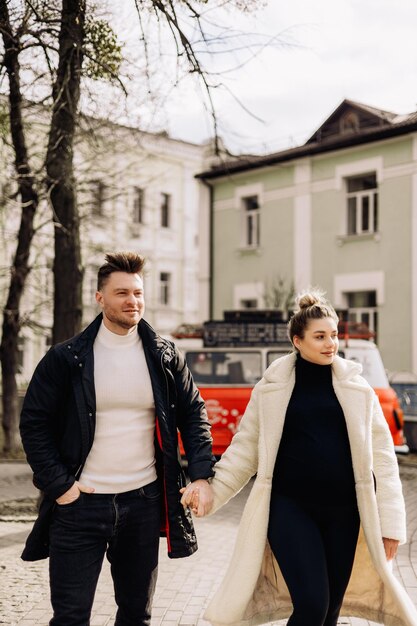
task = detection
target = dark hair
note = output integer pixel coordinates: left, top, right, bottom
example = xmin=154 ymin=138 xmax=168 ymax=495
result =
xmin=287 ymin=288 xmax=338 ymax=347
xmin=97 ymin=252 xmax=146 ymax=291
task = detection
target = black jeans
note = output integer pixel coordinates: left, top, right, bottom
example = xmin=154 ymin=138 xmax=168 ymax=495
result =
xmin=268 ymin=493 xmax=360 ymax=626
xmin=49 ymin=480 xmax=161 ymax=626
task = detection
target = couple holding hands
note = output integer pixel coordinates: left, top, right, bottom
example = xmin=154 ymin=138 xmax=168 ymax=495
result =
xmin=20 ymin=251 xmax=417 ymax=626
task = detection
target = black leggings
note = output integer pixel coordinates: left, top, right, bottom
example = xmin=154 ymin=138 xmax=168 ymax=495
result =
xmin=268 ymin=493 xmax=360 ymax=626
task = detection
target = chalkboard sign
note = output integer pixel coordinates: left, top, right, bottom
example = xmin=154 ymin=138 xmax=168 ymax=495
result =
xmin=223 ymin=309 xmax=285 ymax=322
xmin=203 ymin=321 xmax=290 ymax=347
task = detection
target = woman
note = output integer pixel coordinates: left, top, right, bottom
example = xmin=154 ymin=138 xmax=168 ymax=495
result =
xmin=182 ymin=290 xmax=417 ymax=626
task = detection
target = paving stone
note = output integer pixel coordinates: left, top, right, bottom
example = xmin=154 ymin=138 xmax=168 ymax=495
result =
xmin=0 ymin=460 xmax=416 ymax=625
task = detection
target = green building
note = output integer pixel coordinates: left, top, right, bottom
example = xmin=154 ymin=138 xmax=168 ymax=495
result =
xmin=197 ymin=99 xmax=417 ymax=376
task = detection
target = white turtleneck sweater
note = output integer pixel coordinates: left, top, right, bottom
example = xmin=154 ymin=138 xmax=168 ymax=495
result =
xmin=80 ymin=321 xmax=157 ymax=493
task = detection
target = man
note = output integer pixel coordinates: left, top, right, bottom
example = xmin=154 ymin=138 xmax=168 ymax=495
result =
xmin=20 ymin=251 xmax=214 ymax=626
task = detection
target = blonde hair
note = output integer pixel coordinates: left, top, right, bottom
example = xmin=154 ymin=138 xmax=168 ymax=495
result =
xmin=288 ymin=288 xmax=338 ymax=347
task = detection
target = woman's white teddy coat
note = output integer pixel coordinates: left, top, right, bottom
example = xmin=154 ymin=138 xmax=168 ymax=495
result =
xmin=205 ymin=353 xmax=417 ymax=626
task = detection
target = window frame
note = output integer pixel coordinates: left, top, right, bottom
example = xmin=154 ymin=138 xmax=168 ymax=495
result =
xmin=346 ymin=290 xmax=378 ymax=340
xmin=345 ymin=173 xmax=378 ymax=236
xmin=241 ymin=194 xmax=260 ymax=248
xmin=160 ymin=192 xmax=171 ymax=229
xmin=133 ymin=186 xmax=145 ymax=225
xmin=159 ymin=271 xmax=171 ymax=306
xmin=91 ymin=179 xmax=106 ymax=217
xmin=184 ymin=349 xmax=263 ymax=386
xmin=17 ymin=335 xmax=25 ymax=374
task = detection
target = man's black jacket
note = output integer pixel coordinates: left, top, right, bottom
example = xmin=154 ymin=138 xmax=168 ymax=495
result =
xmin=20 ymin=314 xmax=215 ymax=561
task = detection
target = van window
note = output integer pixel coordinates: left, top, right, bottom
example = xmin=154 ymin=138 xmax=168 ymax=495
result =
xmin=338 ymin=348 xmax=389 ymax=388
xmin=185 ymin=350 xmax=262 ymax=386
xmin=267 ymin=349 xmax=291 ymax=367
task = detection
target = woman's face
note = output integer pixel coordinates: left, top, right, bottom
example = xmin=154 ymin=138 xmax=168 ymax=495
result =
xmin=293 ymin=317 xmax=339 ymax=365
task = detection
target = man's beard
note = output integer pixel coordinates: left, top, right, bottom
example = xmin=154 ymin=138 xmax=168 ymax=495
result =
xmin=106 ymin=310 xmax=141 ymax=329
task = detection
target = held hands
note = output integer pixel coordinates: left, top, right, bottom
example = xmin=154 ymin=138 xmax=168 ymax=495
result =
xmin=180 ymin=479 xmax=213 ymax=517
xmin=383 ymin=537 xmax=399 ymax=561
xmin=56 ymin=481 xmax=95 ymax=505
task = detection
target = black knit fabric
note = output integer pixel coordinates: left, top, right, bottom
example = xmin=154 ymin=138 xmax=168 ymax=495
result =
xmin=272 ymin=355 xmax=356 ymax=505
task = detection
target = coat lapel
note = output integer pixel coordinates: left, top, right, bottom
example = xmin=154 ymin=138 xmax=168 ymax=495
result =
xmin=258 ymin=353 xmax=296 ymax=475
xmin=331 ymin=354 xmax=374 ymax=478
xmin=332 ymin=379 xmax=373 ymax=479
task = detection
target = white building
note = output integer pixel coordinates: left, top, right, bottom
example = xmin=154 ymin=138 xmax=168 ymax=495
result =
xmin=0 ymin=111 xmax=210 ymax=386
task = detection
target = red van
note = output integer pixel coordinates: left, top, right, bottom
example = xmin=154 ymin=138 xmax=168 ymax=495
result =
xmin=177 ymin=338 xmax=408 ymax=456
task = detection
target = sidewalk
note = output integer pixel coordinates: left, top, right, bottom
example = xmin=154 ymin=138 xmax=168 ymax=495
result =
xmin=0 ymin=457 xmax=416 ymax=625
xmin=0 ymin=461 xmax=38 ymax=504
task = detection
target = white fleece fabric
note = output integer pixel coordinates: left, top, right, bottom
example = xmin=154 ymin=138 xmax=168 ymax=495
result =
xmin=205 ymin=352 xmax=417 ymax=626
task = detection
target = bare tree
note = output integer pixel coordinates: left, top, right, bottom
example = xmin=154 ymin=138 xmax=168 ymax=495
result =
xmin=130 ymin=1 xmax=270 ymax=155
xmin=46 ymin=0 xmax=86 ymax=344
xmin=0 ymin=0 xmax=271 ymax=454
xmin=0 ymin=0 xmax=122 ymax=453
xmin=263 ymin=275 xmax=295 ymax=319
xmin=0 ymin=0 xmax=39 ymax=453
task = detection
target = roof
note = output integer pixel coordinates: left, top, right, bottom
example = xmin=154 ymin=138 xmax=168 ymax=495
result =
xmin=197 ymin=99 xmax=417 ymax=180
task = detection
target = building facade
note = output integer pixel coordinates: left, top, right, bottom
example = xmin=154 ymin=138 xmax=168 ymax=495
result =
xmin=197 ymin=100 xmax=417 ymax=376
xmin=0 ymin=111 xmax=209 ymax=386
xmin=76 ymin=121 xmax=208 ymax=335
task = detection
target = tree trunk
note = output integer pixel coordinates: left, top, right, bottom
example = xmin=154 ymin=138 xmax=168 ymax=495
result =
xmin=0 ymin=0 xmax=39 ymax=454
xmin=2 ymin=314 xmax=22 ymax=454
xmin=46 ymin=0 xmax=86 ymax=344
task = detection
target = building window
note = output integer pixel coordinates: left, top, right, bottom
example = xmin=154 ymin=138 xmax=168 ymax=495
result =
xmin=90 ymin=275 xmax=98 ymax=299
xmin=340 ymin=111 xmax=360 ymax=135
xmin=133 ymin=187 xmax=144 ymax=224
xmin=240 ymin=298 xmax=258 ymax=309
xmin=242 ymin=195 xmax=260 ymax=247
xmin=91 ymin=180 xmax=106 ymax=217
xmin=42 ymin=266 xmax=52 ymax=297
xmin=346 ymin=173 xmax=378 ymax=236
xmin=17 ymin=336 xmax=25 ymax=374
xmin=160 ymin=272 xmax=171 ymax=305
xmin=346 ymin=290 xmax=378 ymax=338
xmin=161 ymin=193 xmax=171 ymax=228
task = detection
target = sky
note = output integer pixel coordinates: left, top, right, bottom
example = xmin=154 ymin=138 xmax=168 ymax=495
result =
xmin=110 ymin=0 xmax=417 ymax=156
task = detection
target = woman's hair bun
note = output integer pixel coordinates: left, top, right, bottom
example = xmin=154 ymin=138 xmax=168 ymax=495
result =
xmin=288 ymin=287 xmax=338 ymax=345
xmin=296 ymin=289 xmax=326 ymax=311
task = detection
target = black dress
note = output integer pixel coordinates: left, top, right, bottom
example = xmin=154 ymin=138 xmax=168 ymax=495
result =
xmin=267 ymin=354 xmax=360 ymax=626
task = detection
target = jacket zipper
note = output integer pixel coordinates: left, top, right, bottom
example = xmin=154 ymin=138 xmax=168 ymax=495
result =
xmin=158 ymin=348 xmax=173 ymax=553
xmin=160 ymin=350 xmax=170 ymax=405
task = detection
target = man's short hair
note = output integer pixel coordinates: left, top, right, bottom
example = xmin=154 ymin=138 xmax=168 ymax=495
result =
xmin=97 ymin=252 xmax=146 ymax=291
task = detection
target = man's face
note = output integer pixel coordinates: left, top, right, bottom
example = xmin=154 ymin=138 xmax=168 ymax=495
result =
xmin=96 ymin=272 xmax=145 ymax=335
